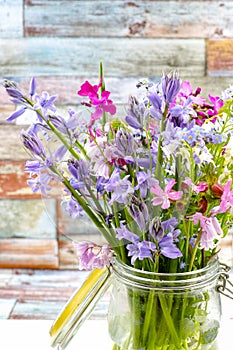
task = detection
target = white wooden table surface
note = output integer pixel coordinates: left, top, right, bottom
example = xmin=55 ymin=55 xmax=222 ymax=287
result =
xmin=0 ymin=317 xmax=232 ymax=350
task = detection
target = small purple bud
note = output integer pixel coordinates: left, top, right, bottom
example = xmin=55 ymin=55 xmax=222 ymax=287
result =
xmin=6 ymin=87 xmax=24 ymax=100
xmin=29 ymin=77 xmax=36 ymax=96
xmin=21 ymin=130 xmax=45 ymax=157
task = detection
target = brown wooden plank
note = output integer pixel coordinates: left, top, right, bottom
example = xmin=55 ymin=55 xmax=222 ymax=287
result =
xmin=0 ymin=37 xmax=205 ymax=77
xmin=0 ymin=125 xmax=28 ymax=160
xmin=0 ymin=161 xmax=39 ymax=199
xmin=207 ymin=39 xmax=233 ymax=76
xmin=0 ymin=0 xmax=23 ymax=38
xmin=24 ymin=1 xmax=233 ymax=39
xmin=0 ymin=239 xmax=58 ymax=268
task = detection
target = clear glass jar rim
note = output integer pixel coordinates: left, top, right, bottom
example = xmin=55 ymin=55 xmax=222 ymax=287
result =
xmin=111 ymin=257 xmax=220 ymax=290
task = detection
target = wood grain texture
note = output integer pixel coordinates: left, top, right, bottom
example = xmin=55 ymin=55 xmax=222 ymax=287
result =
xmin=0 ymin=239 xmax=58 ymax=268
xmin=24 ymin=1 xmax=233 ymax=39
xmin=0 ymin=0 xmax=23 ymax=38
xmin=0 ymin=161 xmax=40 ymax=199
xmin=0 ymin=38 xmax=205 ymax=77
xmin=0 ymin=199 xmax=57 ymax=238
xmin=0 ymin=125 xmax=28 ymax=160
xmin=207 ymin=39 xmax=233 ymax=76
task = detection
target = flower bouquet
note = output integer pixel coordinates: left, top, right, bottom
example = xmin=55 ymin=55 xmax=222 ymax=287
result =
xmin=2 ymin=63 xmax=233 ymax=349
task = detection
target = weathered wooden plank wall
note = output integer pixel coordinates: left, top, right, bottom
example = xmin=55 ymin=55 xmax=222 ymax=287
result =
xmin=0 ymin=0 xmax=232 ymax=268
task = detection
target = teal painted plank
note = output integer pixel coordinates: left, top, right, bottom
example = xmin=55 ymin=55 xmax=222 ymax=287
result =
xmin=0 ymin=37 xmax=205 ymax=77
xmin=0 ymin=0 xmax=23 ymax=38
xmin=24 ymin=1 xmax=233 ymax=38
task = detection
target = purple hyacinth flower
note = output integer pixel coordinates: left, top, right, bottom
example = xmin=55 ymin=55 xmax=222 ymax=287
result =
xmin=27 ymin=172 xmax=52 ymax=197
xmin=116 ymin=223 xmax=140 ymax=244
xmin=148 ymin=90 xmax=163 ymax=120
xmin=128 ymin=196 xmax=148 ymax=232
xmin=105 ymin=169 xmax=134 ymax=205
xmin=6 ymin=107 xmax=26 ymax=122
xmin=63 ymin=197 xmax=83 ymax=219
xmin=158 ymin=234 xmax=182 ymax=259
xmin=96 ymin=176 xmax=109 ymax=194
xmin=127 ymin=240 xmax=156 ymax=265
xmin=33 ymin=91 xmax=57 ymax=117
xmin=161 ymin=217 xmax=179 ymax=232
xmin=21 ymin=130 xmax=46 ymax=157
xmin=135 ymin=171 xmax=157 ymax=198
xmin=125 ymin=96 xmax=145 ymax=130
xmin=161 ymin=72 xmax=181 ymax=105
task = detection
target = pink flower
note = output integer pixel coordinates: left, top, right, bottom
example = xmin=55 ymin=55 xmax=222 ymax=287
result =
xmin=187 ymin=213 xmax=223 ymax=250
xmin=78 ymin=80 xmax=116 ymax=128
xmin=182 ymin=177 xmax=208 ymax=193
xmin=151 ymin=179 xmax=183 ymax=209
xmin=219 ymin=180 xmax=233 ymax=212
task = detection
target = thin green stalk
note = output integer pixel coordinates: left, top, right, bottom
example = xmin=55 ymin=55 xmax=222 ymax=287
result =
xmin=157 ymin=294 xmax=181 ymax=348
xmin=155 ymin=106 xmax=168 ymax=183
xmin=188 ymin=229 xmax=202 ymax=272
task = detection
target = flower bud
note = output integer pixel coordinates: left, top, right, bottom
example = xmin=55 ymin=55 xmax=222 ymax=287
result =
xmin=211 ymin=183 xmax=224 ymax=197
xmin=198 ymin=197 xmax=208 ymax=213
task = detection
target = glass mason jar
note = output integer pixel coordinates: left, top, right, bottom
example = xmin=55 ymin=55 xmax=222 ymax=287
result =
xmin=108 ymin=258 xmax=222 ymax=350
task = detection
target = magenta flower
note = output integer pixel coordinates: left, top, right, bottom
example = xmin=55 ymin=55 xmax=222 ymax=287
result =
xmin=207 ymin=94 xmax=224 ymax=116
xmin=78 ymin=80 xmax=116 ymax=128
xmin=151 ymin=179 xmax=183 ymax=209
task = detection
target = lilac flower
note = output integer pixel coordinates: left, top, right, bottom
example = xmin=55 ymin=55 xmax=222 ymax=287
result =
xmin=161 ymin=72 xmax=181 ymax=105
xmin=161 ymin=217 xmax=179 ymax=232
xmin=149 ymin=217 xmax=164 ymax=241
xmin=116 ymin=223 xmax=140 ymax=243
xmin=96 ymin=176 xmax=109 ymax=194
xmin=158 ymin=233 xmax=182 ymax=258
xmin=21 ymin=130 xmax=46 ymax=157
xmin=114 ymin=128 xmax=135 ymax=163
xmin=125 ymin=95 xmax=146 ymax=130
xmin=63 ymin=197 xmax=83 ymax=219
xmin=170 ymin=97 xmax=196 ymax=128
xmin=135 ymin=171 xmax=157 ymax=198
xmin=127 ymin=240 xmax=156 ymax=265
xmin=68 ymin=159 xmax=90 ymax=192
xmin=33 ymin=91 xmax=57 ymax=117
xmin=149 ymin=217 xmax=182 ymax=259
xmin=74 ymin=241 xmax=112 ymax=270
xmin=27 ymin=172 xmax=52 ymax=197
xmin=148 ymin=88 xmax=163 ymax=120
xmin=128 ymin=196 xmax=148 ymax=232
xmin=105 ymin=169 xmax=134 ymax=205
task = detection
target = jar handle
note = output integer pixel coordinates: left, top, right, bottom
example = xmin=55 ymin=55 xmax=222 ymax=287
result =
xmin=49 ymin=266 xmax=112 ymax=349
xmin=216 ymin=263 xmax=233 ymax=300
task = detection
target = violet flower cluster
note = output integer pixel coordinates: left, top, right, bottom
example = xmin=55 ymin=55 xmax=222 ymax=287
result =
xmin=2 ymin=64 xmax=233 ymax=273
